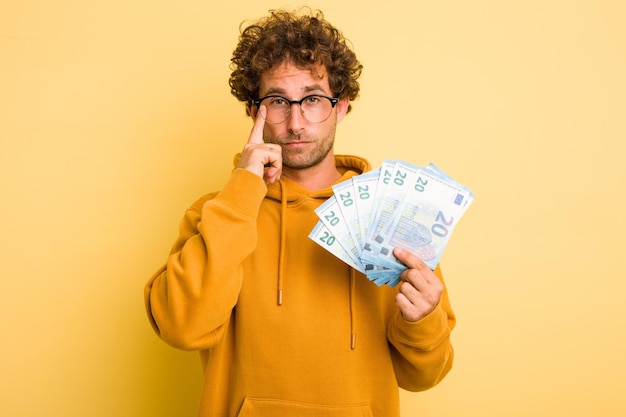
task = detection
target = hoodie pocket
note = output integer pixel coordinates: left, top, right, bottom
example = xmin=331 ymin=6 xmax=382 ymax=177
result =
xmin=237 ymin=397 xmax=374 ymax=417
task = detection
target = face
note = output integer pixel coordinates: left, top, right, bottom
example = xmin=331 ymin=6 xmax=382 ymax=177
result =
xmin=252 ymin=61 xmax=349 ymax=170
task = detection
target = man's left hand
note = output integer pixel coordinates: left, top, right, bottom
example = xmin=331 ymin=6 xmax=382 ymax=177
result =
xmin=393 ymin=247 xmax=444 ymax=322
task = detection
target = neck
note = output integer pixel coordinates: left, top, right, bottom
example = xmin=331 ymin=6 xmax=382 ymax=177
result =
xmin=280 ymin=154 xmax=341 ymax=191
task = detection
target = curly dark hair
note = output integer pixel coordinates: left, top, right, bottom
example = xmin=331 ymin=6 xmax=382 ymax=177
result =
xmin=229 ymin=8 xmax=363 ymax=114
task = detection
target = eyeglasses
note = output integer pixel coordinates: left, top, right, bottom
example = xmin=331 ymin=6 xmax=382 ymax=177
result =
xmin=252 ymin=94 xmax=339 ymax=124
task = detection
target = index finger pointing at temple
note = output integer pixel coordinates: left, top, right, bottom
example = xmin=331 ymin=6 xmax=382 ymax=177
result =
xmin=247 ymin=105 xmax=266 ymax=145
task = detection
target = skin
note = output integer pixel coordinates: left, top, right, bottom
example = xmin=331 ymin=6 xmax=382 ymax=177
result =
xmin=240 ymin=61 xmax=347 ymax=190
xmin=393 ymin=247 xmax=444 ymax=322
xmin=236 ymin=60 xmax=443 ymax=322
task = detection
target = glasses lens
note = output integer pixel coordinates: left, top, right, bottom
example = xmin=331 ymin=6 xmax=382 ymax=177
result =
xmin=301 ymin=95 xmax=333 ymax=123
xmin=258 ymin=95 xmax=333 ymax=124
xmin=260 ymin=97 xmax=290 ymax=124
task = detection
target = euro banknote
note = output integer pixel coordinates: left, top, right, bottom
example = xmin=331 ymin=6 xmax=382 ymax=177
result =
xmin=309 ymin=160 xmax=474 ymax=287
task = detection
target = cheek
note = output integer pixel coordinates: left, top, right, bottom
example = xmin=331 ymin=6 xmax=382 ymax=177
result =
xmin=320 ymin=118 xmax=338 ymax=138
xmin=262 ymin=124 xmax=282 ymax=142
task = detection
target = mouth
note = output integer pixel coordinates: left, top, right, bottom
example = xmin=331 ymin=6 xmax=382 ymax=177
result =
xmin=281 ymin=140 xmax=313 ymax=149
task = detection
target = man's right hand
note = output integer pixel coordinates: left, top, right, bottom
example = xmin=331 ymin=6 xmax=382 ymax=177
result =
xmin=237 ymin=106 xmax=282 ymax=184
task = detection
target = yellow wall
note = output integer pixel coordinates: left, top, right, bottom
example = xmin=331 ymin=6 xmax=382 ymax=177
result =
xmin=2 ymin=1 xmax=625 ymax=416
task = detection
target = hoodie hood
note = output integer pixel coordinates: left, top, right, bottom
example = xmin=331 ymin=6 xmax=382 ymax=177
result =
xmin=232 ymin=153 xmax=371 ymax=201
xmin=267 ymin=154 xmax=370 ymax=199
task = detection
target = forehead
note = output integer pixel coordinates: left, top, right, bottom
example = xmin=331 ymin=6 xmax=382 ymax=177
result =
xmin=259 ymin=61 xmax=330 ymax=96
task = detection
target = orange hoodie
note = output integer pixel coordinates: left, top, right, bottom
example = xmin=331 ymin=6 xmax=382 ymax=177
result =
xmin=145 ymin=155 xmax=455 ymax=417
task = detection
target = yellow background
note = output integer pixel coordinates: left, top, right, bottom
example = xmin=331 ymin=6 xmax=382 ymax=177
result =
xmin=1 ymin=0 xmax=625 ymax=416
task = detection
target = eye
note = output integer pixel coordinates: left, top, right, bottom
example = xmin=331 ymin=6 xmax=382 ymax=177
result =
xmin=304 ymin=95 xmax=322 ymax=104
xmin=267 ymin=97 xmax=289 ymax=107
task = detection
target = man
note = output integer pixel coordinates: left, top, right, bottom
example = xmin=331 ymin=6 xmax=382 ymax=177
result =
xmin=145 ymin=8 xmax=455 ymax=417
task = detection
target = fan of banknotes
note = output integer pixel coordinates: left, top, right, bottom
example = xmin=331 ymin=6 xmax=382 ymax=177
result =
xmin=309 ymin=159 xmax=474 ymax=287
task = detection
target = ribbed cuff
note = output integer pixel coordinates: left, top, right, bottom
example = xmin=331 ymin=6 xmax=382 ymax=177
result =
xmin=390 ymin=304 xmax=450 ymax=350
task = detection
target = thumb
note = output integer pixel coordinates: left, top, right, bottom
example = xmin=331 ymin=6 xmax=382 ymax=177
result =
xmin=393 ymin=247 xmax=429 ymax=271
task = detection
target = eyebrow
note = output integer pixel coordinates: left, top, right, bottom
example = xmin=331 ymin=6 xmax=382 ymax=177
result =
xmin=263 ymin=84 xmax=328 ymax=97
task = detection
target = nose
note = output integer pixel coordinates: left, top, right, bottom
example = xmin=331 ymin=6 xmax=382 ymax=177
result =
xmin=286 ymin=103 xmax=306 ymax=134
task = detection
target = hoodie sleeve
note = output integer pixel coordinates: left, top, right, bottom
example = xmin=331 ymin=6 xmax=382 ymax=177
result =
xmin=144 ymin=168 xmax=267 ymax=351
xmin=386 ymin=266 xmax=456 ymax=391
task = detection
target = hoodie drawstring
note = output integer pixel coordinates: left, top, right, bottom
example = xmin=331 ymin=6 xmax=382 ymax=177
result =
xmin=274 ymin=177 xmax=357 ymax=350
xmin=349 ymin=268 xmax=357 ymax=350
xmin=277 ymin=179 xmax=287 ymax=306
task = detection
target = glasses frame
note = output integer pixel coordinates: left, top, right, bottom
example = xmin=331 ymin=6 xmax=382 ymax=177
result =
xmin=252 ymin=94 xmax=339 ymax=124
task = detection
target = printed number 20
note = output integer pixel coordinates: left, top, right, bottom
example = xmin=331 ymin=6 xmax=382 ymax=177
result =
xmin=432 ymin=211 xmax=454 ymax=237
xmin=320 ymin=231 xmax=335 ymax=246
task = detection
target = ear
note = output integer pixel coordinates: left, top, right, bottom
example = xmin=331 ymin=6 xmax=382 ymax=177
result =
xmin=335 ymin=97 xmax=350 ymax=122
xmin=248 ymin=104 xmax=258 ymax=120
